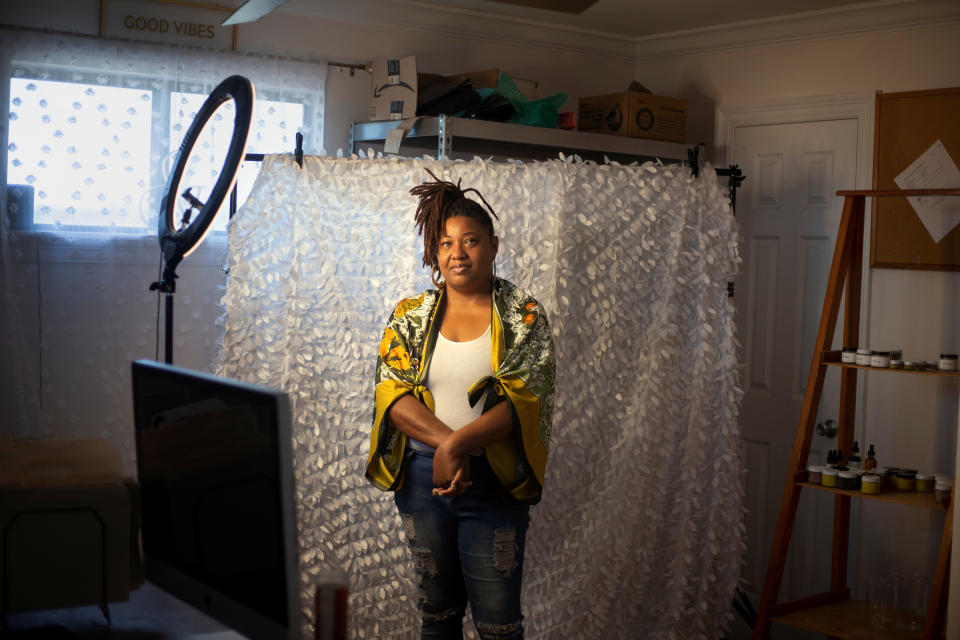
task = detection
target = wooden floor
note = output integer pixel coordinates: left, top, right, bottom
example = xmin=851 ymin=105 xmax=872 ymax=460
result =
xmin=4 ymin=582 xmax=237 ymax=639
xmin=772 ymin=599 xmax=924 ymax=640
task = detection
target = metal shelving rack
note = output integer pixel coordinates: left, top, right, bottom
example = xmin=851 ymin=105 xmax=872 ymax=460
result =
xmin=349 ymin=115 xmax=697 ymax=164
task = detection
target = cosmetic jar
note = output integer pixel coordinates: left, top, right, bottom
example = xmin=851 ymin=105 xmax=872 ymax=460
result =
xmin=841 ymin=348 xmax=857 ymax=364
xmin=838 ymin=471 xmax=858 ymax=491
xmin=939 ymin=354 xmax=958 ymax=371
xmin=895 ymin=471 xmax=917 ymax=492
xmin=855 ymin=349 xmax=872 ymax=366
xmin=935 ymin=480 xmax=952 ymax=507
xmin=870 ymin=351 xmax=891 ymax=368
xmin=889 ymin=359 xmax=903 ymax=369
xmin=822 ymin=468 xmax=839 ymax=488
xmin=861 ymin=474 xmax=882 ymax=494
xmin=915 ymin=474 xmax=934 ymax=493
xmin=881 ymin=467 xmax=899 ymax=489
xmin=806 ymin=465 xmax=823 ymax=484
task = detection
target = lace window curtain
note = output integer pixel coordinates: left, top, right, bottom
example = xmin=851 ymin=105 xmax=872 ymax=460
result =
xmin=218 ymin=154 xmax=744 ymax=639
xmin=0 ymin=28 xmax=326 ymax=473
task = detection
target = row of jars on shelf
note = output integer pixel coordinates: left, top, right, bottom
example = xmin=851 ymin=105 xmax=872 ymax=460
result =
xmin=805 ymin=465 xmax=952 ymax=506
xmin=841 ymin=349 xmax=958 ymax=371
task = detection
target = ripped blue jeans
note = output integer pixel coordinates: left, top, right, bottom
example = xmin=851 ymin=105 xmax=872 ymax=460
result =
xmin=394 ymin=450 xmax=530 ymax=640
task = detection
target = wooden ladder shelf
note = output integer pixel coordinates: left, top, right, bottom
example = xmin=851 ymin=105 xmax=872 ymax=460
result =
xmin=752 ymin=189 xmax=960 ymax=640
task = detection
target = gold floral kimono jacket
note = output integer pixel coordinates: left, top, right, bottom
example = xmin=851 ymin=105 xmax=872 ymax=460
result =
xmin=366 ymin=277 xmax=555 ymax=505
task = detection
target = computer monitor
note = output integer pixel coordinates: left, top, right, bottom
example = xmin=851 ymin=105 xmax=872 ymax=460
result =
xmin=132 ymin=359 xmax=301 ymax=640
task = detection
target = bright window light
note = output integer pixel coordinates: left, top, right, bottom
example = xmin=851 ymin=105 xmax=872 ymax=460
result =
xmin=7 ymin=78 xmax=153 ymax=230
xmin=7 ymin=77 xmax=306 ymax=234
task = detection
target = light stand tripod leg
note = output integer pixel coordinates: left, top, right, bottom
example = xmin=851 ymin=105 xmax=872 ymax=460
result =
xmin=164 ymin=292 xmax=174 ymax=365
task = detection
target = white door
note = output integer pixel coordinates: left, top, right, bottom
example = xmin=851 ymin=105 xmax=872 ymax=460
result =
xmin=734 ymin=118 xmax=860 ymax=610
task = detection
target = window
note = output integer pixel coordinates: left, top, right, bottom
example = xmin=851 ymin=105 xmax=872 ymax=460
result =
xmin=8 ymin=78 xmax=154 ymax=231
xmin=8 ymin=73 xmax=307 ymax=234
xmin=2 ymin=30 xmax=325 ymax=237
xmin=170 ymin=91 xmax=304 ymax=232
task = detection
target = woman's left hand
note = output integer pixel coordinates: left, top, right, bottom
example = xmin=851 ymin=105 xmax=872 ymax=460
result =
xmin=433 ymin=437 xmax=469 ymax=495
xmin=434 ymin=457 xmax=471 ymax=497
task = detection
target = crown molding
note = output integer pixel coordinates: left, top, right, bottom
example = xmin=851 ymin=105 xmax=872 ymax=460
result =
xmin=632 ymin=0 xmax=960 ymax=62
xmin=280 ymin=0 xmax=960 ymax=64
xmin=281 ymin=0 xmax=637 ymax=63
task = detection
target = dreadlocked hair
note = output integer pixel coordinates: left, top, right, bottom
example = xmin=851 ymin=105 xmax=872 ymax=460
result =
xmin=410 ymin=168 xmax=500 ymax=286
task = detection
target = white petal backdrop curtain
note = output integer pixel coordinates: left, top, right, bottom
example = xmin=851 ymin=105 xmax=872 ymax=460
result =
xmin=0 ymin=27 xmax=325 ymax=472
xmin=217 ymin=154 xmax=744 ymax=639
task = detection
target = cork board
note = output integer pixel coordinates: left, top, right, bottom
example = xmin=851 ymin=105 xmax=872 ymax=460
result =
xmin=871 ymin=87 xmax=960 ymax=270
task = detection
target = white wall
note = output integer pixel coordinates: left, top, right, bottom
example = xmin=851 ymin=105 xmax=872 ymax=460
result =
xmin=633 ymin=22 xmax=960 ymax=154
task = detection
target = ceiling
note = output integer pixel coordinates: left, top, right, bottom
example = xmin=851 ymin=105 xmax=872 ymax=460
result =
xmin=268 ymin=0 xmax=958 ymax=60
xmin=400 ymin=0 xmax=879 ymax=40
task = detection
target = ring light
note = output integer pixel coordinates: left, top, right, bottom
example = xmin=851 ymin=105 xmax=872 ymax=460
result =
xmin=159 ymin=74 xmax=254 ymax=266
xmin=151 ymin=74 xmax=254 ymax=364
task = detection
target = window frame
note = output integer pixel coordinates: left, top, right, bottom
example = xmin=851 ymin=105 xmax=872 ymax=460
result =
xmin=6 ymin=64 xmax=311 ymax=236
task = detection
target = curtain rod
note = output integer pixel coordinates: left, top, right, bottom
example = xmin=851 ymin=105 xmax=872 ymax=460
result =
xmin=329 ymin=61 xmax=371 ymax=76
xmin=0 ymin=23 xmax=369 ymax=74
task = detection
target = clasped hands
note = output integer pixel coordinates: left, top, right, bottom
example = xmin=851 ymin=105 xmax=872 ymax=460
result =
xmin=432 ymin=434 xmax=472 ymax=498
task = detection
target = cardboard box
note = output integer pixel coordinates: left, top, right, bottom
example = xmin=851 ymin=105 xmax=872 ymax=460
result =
xmin=369 ymin=56 xmax=418 ymax=121
xmin=0 ymin=436 xmax=125 ymax=487
xmin=442 ymin=69 xmax=539 ymax=101
xmin=0 ymin=437 xmax=139 ymax=612
xmin=578 ymin=83 xmax=687 ymax=143
xmin=0 ymin=482 xmax=134 ymax=612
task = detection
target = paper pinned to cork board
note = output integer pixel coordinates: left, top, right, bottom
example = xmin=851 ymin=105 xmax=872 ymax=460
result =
xmin=893 ymin=139 xmax=960 ymax=243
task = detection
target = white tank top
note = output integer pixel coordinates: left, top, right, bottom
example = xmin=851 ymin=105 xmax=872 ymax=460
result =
xmin=409 ymin=324 xmax=493 ymax=453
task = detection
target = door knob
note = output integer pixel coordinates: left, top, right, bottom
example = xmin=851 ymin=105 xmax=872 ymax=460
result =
xmin=816 ymin=419 xmax=838 ymax=438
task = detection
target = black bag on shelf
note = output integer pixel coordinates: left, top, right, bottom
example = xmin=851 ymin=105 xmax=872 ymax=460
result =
xmin=460 ymin=94 xmax=515 ymax=122
xmin=417 ymin=79 xmax=482 ymax=116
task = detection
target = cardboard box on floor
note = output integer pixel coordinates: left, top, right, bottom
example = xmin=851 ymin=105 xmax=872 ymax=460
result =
xmin=0 ymin=437 xmax=140 ymax=613
xmin=369 ymin=55 xmax=418 ymax=121
xmin=578 ymin=81 xmax=687 ymax=143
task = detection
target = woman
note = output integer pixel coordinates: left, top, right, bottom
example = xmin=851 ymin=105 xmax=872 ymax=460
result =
xmin=366 ymin=169 xmax=555 ymax=640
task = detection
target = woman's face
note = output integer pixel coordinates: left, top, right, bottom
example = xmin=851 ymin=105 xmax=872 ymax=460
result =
xmin=436 ymin=215 xmax=499 ymax=293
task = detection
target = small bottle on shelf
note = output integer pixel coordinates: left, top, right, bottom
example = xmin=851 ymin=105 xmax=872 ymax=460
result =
xmin=864 ymin=444 xmax=877 ymax=472
xmin=848 ymin=442 xmax=862 ymax=470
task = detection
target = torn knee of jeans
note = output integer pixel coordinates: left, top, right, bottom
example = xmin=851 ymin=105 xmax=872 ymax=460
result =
xmin=476 ymin=619 xmax=523 ymax=638
xmin=411 ymin=546 xmax=439 ymax=577
xmin=400 ymin=513 xmax=417 ymax=542
xmin=493 ymin=527 xmax=519 ymax=577
xmin=421 ymin=605 xmax=460 ymax=624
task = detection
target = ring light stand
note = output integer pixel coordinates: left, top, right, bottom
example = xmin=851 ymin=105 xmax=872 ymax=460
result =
xmin=150 ymin=75 xmax=254 ymax=364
